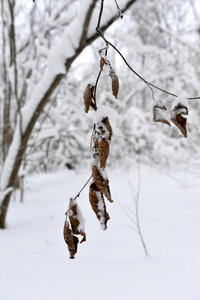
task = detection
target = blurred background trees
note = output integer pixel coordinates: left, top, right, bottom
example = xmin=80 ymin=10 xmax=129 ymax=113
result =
xmin=0 ymin=0 xmax=136 ymax=228
xmin=1 ymin=0 xmax=200 ymax=227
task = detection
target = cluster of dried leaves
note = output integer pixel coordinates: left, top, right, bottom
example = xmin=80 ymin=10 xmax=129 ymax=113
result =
xmin=83 ymin=55 xmax=119 ymax=114
xmin=64 ymin=46 xmax=189 ymax=259
xmin=64 ymin=119 xmax=114 ymax=258
xmin=153 ymin=102 xmax=188 ymax=138
xmin=64 ymin=52 xmax=118 ymax=258
xmin=90 ymin=116 xmax=113 ymax=230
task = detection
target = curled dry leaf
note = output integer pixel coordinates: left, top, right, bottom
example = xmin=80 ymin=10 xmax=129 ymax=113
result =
xmin=89 ymin=182 xmax=110 ymax=230
xmin=171 ymin=103 xmax=188 ymax=138
xmin=63 ymin=220 xmax=79 ymax=259
xmin=68 ymin=198 xmax=86 ymax=243
xmin=92 ymin=164 xmax=113 ymax=203
xmin=109 ymin=68 xmax=119 ymax=99
xmin=153 ymin=104 xmax=171 ymax=126
xmin=100 ymin=57 xmax=108 ymax=71
xmin=112 ymin=75 xmax=119 ymax=99
xmin=99 ymin=138 xmax=109 ymax=169
xmin=83 ymin=84 xmax=92 ymax=113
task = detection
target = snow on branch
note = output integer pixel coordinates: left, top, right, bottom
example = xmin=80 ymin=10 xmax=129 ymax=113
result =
xmin=0 ymin=0 xmax=134 ymax=197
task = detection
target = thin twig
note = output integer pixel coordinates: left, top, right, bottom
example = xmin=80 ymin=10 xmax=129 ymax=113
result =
xmin=124 ymin=225 xmax=138 ymax=233
xmin=93 ymin=70 xmax=102 ymax=108
xmin=74 ymin=175 xmax=93 ymax=200
xmin=114 ymin=0 xmax=121 ymax=12
xmin=117 ymin=195 xmax=137 ymax=226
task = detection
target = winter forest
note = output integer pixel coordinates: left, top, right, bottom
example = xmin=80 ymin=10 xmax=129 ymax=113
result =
xmin=1 ymin=0 xmax=200 ymax=299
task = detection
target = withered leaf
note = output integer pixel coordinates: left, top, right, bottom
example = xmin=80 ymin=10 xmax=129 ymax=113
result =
xmin=92 ymin=164 xmax=113 ymax=203
xmin=83 ymin=84 xmax=92 ymax=113
xmin=89 ymin=182 xmax=110 ymax=230
xmin=63 ymin=220 xmax=79 ymax=259
xmin=171 ymin=103 xmax=188 ymax=138
xmin=68 ymin=198 xmax=86 ymax=243
xmin=100 ymin=57 xmax=108 ymax=71
xmin=100 ymin=58 xmax=104 ymax=71
xmin=109 ymin=68 xmax=119 ymax=99
xmin=153 ymin=104 xmax=171 ymax=126
xmin=99 ymin=138 xmax=109 ymax=169
xmin=112 ymin=75 xmax=119 ymax=99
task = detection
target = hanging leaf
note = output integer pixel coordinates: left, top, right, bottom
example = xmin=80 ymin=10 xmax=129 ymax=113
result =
xmin=171 ymin=103 xmax=188 ymax=138
xmin=89 ymin=182 xmax=110 ymax=230
xmin=99 ymin=138 xmax=109 ymax=169
xmin=92 ymin=164 xmax=113 ymax=202
xmin=63 ymin=220 xmax=79 ymax=259
xmin=100 ymin=57 xmax=108 ymax=71
xmin=153 ymin=104 xmax=171 ymax=126
xmin=68 ymin=198 xmax=86 ymax=243
xmin=83 ymin=84 xmax=92 ymax=113
xmin=109 ymin=68 xmax=119 ymax=99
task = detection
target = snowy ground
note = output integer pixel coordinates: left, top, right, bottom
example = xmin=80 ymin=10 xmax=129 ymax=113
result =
xmin=1 ymin=166 xmax=200 ymax=300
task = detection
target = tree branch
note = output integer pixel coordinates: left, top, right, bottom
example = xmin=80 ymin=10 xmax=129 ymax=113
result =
xmin=80 ymin=0 xmax=98 ymax=48
xmin=95 ymin=0 xmax=200 ymax=101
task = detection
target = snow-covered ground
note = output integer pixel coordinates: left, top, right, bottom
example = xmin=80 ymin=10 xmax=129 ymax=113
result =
xmin=1 ymin=167 xmax=200 ymax=300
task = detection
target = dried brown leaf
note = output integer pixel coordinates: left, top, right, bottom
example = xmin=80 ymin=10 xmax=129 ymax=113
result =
xmin=112 ymin=75 xmax=119 ymax=99
xmin=68 ymin=198 xmax=86 ymax=243
xmin=101 ymin=57 xmax=108 ymax=65
xmin=109 ymin=68 xmax=119 ymax=99
xmin=83 ymin=84 xmax=92 ymax=113
xmin=100 ymin=58 xmax=104 ymax=71
xmin=171 ymin=103 xmax=188 ymax=138
xmin=153 ymin=105 xmax=171 ymax=126
xmin=92 ymin=164 xmax=113 ymax=203
xmin=63 ymin=220 xmax=79 ymax=259
xmin=99 ymin=138 xmax=109 ymax=169
xmin=89 ymin=182 xmax=110 ymax=230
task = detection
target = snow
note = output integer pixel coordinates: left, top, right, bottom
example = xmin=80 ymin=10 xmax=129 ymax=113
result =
xmin=96 ymin=190 xmax=107 ymax=230
xmin=47 ymin=35 xmax=75 ymax=75
xmin=93 ymin=105 xmax=116 ymax=123
xmin=68 ymin=198 xmax=86 ymax=233
xmin=1 ymin=167 xmax=200 ymax=300
xmin=172 ymin=94 xmax=188 ymax=108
